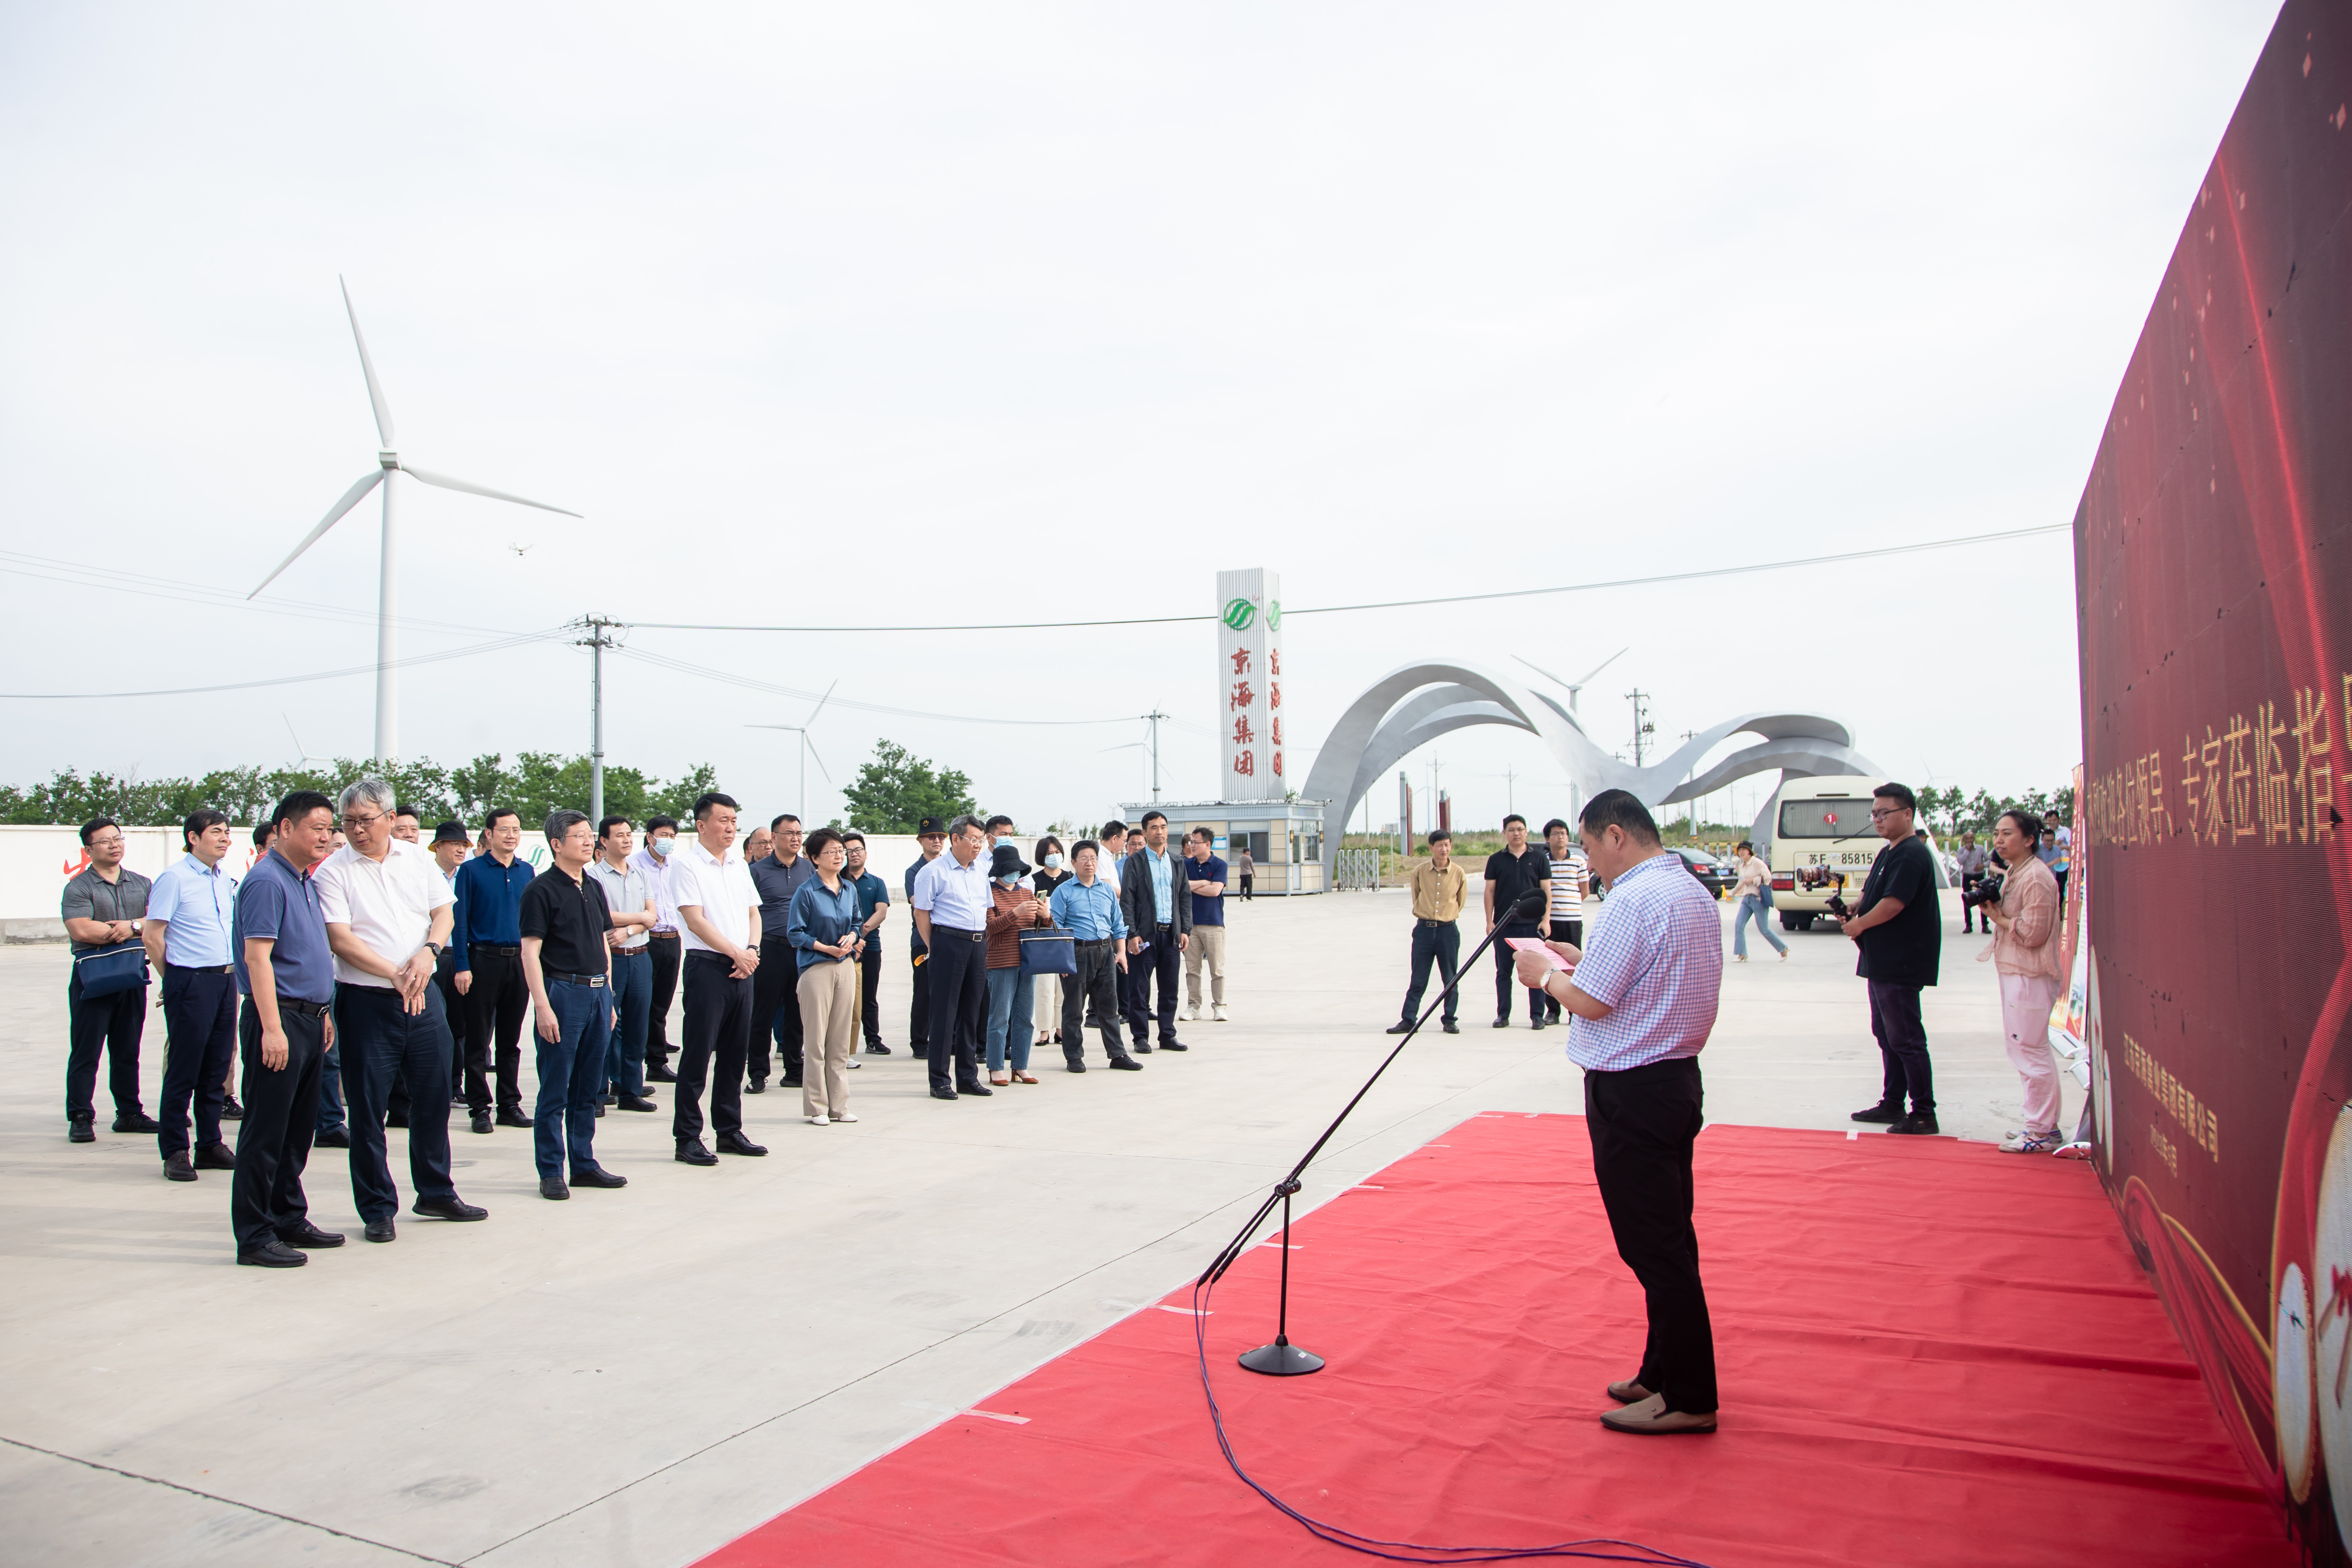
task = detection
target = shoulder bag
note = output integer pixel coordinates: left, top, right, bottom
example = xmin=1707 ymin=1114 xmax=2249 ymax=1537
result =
xmin=74 ymin=940 xmax=151 ymax=997
xmin=1018 ymin=927 xmax=1075 ymax=977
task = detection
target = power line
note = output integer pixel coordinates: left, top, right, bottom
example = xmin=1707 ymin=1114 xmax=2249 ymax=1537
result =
xmin=0 ymin=627 xmax=572 ymax=700
xmin=610 ymin=646 xmax=1149 ymax=728
xmin=0 ymin=550 xmax=530 ymax=639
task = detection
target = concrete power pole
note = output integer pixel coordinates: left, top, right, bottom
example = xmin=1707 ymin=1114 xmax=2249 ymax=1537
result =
xmin=576 ymin=615 xmax=622 ymax=823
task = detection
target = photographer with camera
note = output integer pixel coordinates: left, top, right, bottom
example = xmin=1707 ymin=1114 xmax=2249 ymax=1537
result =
xmin=1978 ymin=808 xmax=2067 ymax=1153
xmin=1841 ymin=783 xmax=1942 ymax=1135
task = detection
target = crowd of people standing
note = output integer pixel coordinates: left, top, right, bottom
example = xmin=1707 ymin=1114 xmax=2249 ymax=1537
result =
xmin=56 ymin=787 xmax=1240 ymax=1265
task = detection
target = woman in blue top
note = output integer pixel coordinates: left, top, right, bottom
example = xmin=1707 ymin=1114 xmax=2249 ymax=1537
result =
xmin=785 ymin=829 xmax=866 ymax=1126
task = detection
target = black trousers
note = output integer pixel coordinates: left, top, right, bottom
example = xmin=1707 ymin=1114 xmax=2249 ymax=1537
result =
xmin=1492 ymin=919 xmax=1545 ymax=1021
xmin=335 ymin=982 xmax=458 ymax=1222
xmin=674 ymin=950 xmax=749 ymax=1143
xmin=1125 ymin=926 xmax=1182 ymax=1044
xmin=158 ymin=965 xmax=237 ymax=1157
xmin=857 ymin=944 xmax=884 ymax=1044
xmin=1542 ymin=921 xmax=1582 ymax=1020
xmin=1400 ymin=922 xmax=1462 ymax=1025
xmin=1061 ymin=939 xmax=1131 ymax=1064
xmin=908 ymin=946 xmax=931 ymax=1057
xmin=645 ymin=933 xmax=682 ymax=1067
xmin=65 ymin=969 xmax=147 ymax=1123
xmin=1585 ymin=1055 xmax=1718 ymax=1414
xmin=924 ymin=927 xmax=987 ymax=1091
xmin=388 ymin=949 xmax=465 ymax=1124
xmin=1867 ymin=980 xmax=1935 ymax=1114
xmin=463 ymin=946 xmax=530 ymax=1114
xmin=1239 ymin=874 xmax=1253 ymax=900
xmin=230 ymin=998 xmax=327 ymax=1253
xmin=748 ymin=933 xmax=803 ymax=1084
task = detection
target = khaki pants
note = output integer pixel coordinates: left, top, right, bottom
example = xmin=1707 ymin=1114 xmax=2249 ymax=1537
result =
xmin=798 ymin=961 xmax=856 ymax=1118
xmin=1184 ymin=924 xmax=1227 ymax=1007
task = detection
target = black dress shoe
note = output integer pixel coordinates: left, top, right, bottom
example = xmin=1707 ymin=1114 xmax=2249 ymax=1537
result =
xmin=1157 ymin=1040 xmax=1188 ymax=1052
xmin=956 ymin=1082 xmax=994 ymax=1097
xmin=68 ymin=1118 xmax=94 ymax=1144
xmin=1131 ymin=1042 xmax=1153 ymax=1053
xmin=676 ymin=1138 xmax=718 ymax=1165
xmin=496 ymin=1108 xmax=534 ymax=1129
xmin=1385 ymin=1021 xmax=1414 ymax=1035
xmin=314 ymin=1126 xmax=350 ymax=1149
xmin=540 ymin=1176 xmax=571 ymax=1200
xmin=1108 ymin=1056 xmax=1143 ymax=1071
xmin=1849 ymin=1102 xmax=1907 ymax=1124
xmin=412 ymin=1195 xmax=489 ymax=1221
xmin=1442 ymin=1021 xmax=1461 ymax=1034
xmin=615 ymin=1093 xmax=658 ymax=1112
xmin=195 ymin=1140 xmax=236 ymax=1169
xmin=279 ymin=1220 xmax=346 ymax=1249
xmin=220 ymin=1096 xmax=245 ymax=1120
xmin=164 ymin=1152 xmax=197 ymax=1182
xmin=364 ymin=1218 xmax=397 ymax=1242
xmin=1492 ymin=1018 xmax=1511 ymax=1029
xmin=1887 ymin=1113 xmax=1941 ymax=1136
xmin=1530 ymin=1017 xmax=1546 ymax=1030
xmin=930 ymin=1086 xmax=959 ymax=1100
xmin=716 ymin=1130 xmax=768 ymax=1156
xmin=470 ymin=1111 xmax=494 ymax=1135
xmin=114 ymin=1110 xmax=162 ymax=1134
xmin=744 ymin=1079 xmax=766 ymax=1095
xmin=571 ymin=1166 xmax=628 ymax=1189
xmin=780 ymin=1074 xmax=804 ymax=1089
xmin=593 ymin=1101 xmax=605 ymax=1118
xmin=864 ymin=1042 xmax=891 ymax=1055
xmin=237 ymin=1239 xmax=307 ymax=1268
xmin=647 ymin=1063 xmax=679 ymax=1083
xmin=1064 ymin=1057 xmax=1087 ymax=1073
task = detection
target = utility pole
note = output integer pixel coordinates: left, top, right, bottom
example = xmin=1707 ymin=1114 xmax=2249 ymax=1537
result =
xmin=1503 ymin=763 xmax=1516 ymax=817
xmin=1680 ymin=729 xmax=1698 ymax=841
xmin=1144 ymin=709 xmax=1167 ymax=803
xmin=1627 ymin=688 xmax=1655 ymax=768
xmin=576 ymin=615 xmax=623 ymax=823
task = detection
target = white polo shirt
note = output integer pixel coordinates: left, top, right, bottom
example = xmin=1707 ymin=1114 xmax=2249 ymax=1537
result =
xmin=314 ymin=838 xmax=456 ymax=989
xmin=911 ymin=851 xmax=993 ymax=931
xmin=672 ymin=836 xmax=759 ymax=955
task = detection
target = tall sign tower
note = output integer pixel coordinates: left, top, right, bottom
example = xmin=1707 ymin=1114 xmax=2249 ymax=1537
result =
xmin=1216 ymin=567 xmax=1284 ymax=800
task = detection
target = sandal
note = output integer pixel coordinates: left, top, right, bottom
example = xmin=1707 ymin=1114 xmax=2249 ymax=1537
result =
xmin=989 ymin=1072 xmax=1011 ymax=1086
xmin=1011 ymin=1070 xmax=1039 ymax=1084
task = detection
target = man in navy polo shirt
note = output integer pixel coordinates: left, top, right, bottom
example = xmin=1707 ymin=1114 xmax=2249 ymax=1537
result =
xmin=229 ymin=792 xmax=348 ymax=1269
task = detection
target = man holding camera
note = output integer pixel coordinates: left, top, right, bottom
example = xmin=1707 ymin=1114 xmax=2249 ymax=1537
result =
xmin=1841 ymin=782 xmax=1942 ymax=1136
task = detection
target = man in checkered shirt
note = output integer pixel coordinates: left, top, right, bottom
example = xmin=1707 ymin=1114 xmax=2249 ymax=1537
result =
xmin=1515 ymin=788 xmax=1722 ymax=1434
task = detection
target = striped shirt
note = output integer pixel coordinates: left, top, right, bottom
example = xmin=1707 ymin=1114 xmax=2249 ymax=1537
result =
xmin=1563 ymin=851 xmax=1722 ymax=1073
xmin=1547 ymin=851 xmax=1588 ymax=922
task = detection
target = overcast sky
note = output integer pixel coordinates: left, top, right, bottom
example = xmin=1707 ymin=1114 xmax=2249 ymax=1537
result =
xmin=0 ymin=3 xmax=2279 ymax=833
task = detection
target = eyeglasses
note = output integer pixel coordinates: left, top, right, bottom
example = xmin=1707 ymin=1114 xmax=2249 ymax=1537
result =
xmin=340 ymin=811 xmax=385 ymax=829
xmin=1867 ymin=807 xmax=1907 ymax=820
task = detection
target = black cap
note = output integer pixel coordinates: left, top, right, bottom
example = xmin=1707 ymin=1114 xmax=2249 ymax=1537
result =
xmin=431 ymin=820 xmax=470 ymax=847
xmin=990 ymin=843 xmax=1030 ymax=879
xmin=917 ymin=815 xmax=947 ymax=835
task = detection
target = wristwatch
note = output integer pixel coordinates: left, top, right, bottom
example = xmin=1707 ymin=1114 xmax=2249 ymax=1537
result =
xmin=425 ymin=941 xmax=445 ymax=957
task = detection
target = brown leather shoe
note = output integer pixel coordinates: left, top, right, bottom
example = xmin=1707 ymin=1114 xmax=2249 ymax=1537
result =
xmin=1606 ymin=1380 xmax=1652 ymax=1404
xmin=1598 ymin=1393 xmax=1716 ymax=1434
xmin=989 ymin=1072 xmax=1011 ymax=1086
xmin=1011 ymin=1071 xmax=1039 ymax=1084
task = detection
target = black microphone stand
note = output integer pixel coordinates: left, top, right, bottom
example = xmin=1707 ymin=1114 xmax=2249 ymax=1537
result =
xmin=1210 ymin=885 xmax=1553 ymax=1376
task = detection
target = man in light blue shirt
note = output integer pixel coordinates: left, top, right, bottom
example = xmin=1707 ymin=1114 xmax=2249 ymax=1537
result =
xmin=143 ymin=809 xmax=244 ymax=1180
xmin=1050 ymin=840 xmax=1139 ymax=1073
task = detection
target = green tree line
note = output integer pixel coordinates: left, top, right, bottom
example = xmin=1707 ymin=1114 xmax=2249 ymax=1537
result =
xmin=1914 ymin=783 xmax=2079 ymax=839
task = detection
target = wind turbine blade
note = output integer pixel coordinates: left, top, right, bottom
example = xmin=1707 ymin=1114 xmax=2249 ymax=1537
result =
xmin=744 ymin=724 xmax=795 ymax=731
xmin=401 ymin=465 xmax=582 ymax=518
xmin=283 ymin=713 xmax=305 ymax=756
xmin=1511 ymin=654 xmax=1577 ymax=690
xmin=1098 ymin=741 xmax=1145 ymax=754
xmin=803 ymin=735 xmax=832 ymax=783
xmin=1571 ymin=647 xmax=1629 ymax=690
xmin=249 ymin=468 xmax=385 ymax=597
xmin=339 ymin=275 xmax=396 ymax=448
xmin=804 ymin=679 xmax=837 ymax=728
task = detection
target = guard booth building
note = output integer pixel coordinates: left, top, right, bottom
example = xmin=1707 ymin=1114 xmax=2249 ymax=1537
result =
xmin=1117 ymin=800 xmax=1328 ymax=895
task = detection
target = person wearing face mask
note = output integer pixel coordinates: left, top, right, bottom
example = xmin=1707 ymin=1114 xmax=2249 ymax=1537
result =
xmin=1029 ymin=837 xmax=1070 ymax=1050
xmin=628 ymin=816 xmax=687 ymax=1083
xmin=983 ymin=844 xmax=1055 ymax=1085
xmin=842 ymin=833 xmax=892 ymax=1054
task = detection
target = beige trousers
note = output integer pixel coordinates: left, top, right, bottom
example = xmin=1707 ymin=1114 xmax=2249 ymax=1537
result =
xmin=798 ymin=961 xmax=856 ymax=1118
xmin=1184 ymin=924 xmax=1227 ymax=1007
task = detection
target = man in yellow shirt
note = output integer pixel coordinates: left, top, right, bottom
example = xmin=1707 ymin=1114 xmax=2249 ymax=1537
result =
xmin=1390 ymin=830 xmax=1468 ymax=1036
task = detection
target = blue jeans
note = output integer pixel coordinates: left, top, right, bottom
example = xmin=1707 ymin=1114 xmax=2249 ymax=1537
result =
xmin=985 ymin=965 xmax=1033 ymax=1072
xmin=606 ymin=949 xmax=651 ymax=1096
xmin=1732 ymin=895 xmax=1786 ymax=957
xmin=536 ymin=978 xmax=613 ymax=1178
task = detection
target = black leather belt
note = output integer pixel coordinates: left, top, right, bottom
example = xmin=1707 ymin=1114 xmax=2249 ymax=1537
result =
xmin=1416 ymin=918 xmax=1455 ymax=928
xmin=476 ymin=943 xmax=521 ymax=956
xmin=933 ymin=926 xmax=984 ymax=942
xmin=168 ymin=962 xmax=236 ymax=974
xmin=279 ymin=997 xmax=331 ymax=1018
xmin=548 ymin=970 xmax=607 ymax=987
xmin=1076 ymin=936 xmax=1119 ymax=948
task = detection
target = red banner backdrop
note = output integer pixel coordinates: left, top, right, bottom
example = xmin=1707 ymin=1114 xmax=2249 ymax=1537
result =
xmin=2077 ymin=2 xmax=2352 ymax=1555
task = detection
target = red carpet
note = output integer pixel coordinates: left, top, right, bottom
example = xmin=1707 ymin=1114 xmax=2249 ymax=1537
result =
xmin=698 ymin=1116 xmax=2295 ymax=1568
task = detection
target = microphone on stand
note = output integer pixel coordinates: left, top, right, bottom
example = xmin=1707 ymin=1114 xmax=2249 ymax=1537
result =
xmin=1213 ymin=882 xmax=1557 ymax=1376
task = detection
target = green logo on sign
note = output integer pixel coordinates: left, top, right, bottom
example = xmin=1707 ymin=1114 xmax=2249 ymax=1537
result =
xmin=1222 ymin=597 xmax=1256 ymax=631
xmin=1267 ymin=599 xmax=1281 ymax=632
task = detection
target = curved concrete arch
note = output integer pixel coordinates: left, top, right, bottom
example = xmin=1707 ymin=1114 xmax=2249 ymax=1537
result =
xmin=1303 ymin=660 xmax=1879 ymax=887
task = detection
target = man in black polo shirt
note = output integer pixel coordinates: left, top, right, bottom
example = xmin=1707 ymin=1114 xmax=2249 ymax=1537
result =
xmin=1483 ymin=814 xmax=1551 ymax=1029
xmin=519 ymin=810 xmax=627 ymax=1200
xmin=1843 ymin=782 xmax=1944 ymax=1135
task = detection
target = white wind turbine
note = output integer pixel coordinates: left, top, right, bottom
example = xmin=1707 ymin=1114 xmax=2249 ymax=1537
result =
xmin=748 ymin=681 xmax=838 ymax=823
xmin=249 ymin=277 xmax=580 ymax=762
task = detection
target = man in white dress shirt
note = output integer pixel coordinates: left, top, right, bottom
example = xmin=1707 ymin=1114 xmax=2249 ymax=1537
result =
xmin=910 ymin=814 xmax=995 ymax=1100
xmin=314 ymin=779 xmax=488 ymax=1243
xmin=668 ymin=791 xmax=768 ymax=1164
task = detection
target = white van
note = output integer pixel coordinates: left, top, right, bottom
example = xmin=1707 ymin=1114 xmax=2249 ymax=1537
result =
xmin=1760 ymin=774 xmax=1921 ymax=932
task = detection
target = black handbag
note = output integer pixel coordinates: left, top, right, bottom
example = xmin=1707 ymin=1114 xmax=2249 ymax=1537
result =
xmin=74 ymin=939 xmax=150 ymax=997
xmin=1018 ymin=928 xmax=1075 ymax=977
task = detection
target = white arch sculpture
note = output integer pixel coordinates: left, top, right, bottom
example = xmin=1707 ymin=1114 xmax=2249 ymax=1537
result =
xmin=1301 ymin=660 xmax=1883 ymax=888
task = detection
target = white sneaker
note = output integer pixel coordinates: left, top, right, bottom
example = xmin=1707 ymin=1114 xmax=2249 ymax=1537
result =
xmin=830 ymin=1111 xmax=860 ymax=1124
xmin=1212 ymin=1003 xmax=1228 ymax=1022
xmin=1182 ymin=1003 xmax=1200 ymax=1022
xmin=846 ymin=1057 xmax=863 ymax=1069
xmin=1999 ymin=1128 xmax=2062 ymax=1154
xmin=807 ymin=1114 xmax=830 ymax=1126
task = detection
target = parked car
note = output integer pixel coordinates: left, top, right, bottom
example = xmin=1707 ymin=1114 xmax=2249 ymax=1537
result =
xmin=1672 ymin=847 xmax=1733 ymax=898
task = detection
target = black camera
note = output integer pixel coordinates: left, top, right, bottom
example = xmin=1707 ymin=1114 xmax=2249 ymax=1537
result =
xmin=1826 ymin=893 xmax=1850 ymax=920
xmin=1961 ymin=870 xmax=2006 ymax=911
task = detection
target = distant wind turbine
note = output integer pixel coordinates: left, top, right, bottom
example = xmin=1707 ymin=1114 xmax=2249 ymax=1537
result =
xmin=748 ymin=681 xmax=838 ymax=822
xmin=1515 ymin=648 xmax=1627 ymax=715
xmin=248 ymin=276 xmax=581 ymax=762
